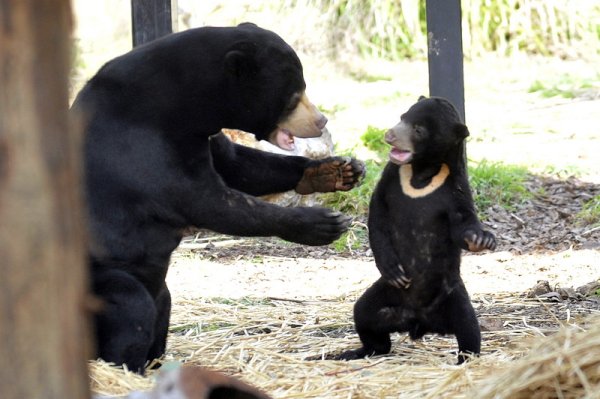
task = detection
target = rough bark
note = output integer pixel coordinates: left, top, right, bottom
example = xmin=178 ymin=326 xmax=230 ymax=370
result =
xmin=0 ymin=1 xmax=91 ymax=398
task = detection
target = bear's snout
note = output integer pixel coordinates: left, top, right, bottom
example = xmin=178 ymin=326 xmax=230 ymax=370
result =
xmin=316 ymin=113 xmax=328 ymax=130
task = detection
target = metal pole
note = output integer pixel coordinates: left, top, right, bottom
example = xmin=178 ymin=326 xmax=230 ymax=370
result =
xmin=425 ymin=0 xmax=466 ymax=122
xmin=131 ymin=0 xmax=173 ymax=47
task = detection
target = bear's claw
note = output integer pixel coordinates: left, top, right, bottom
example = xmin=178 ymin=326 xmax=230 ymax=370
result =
xmin=464 ymin=229 xmax=497 ymax=252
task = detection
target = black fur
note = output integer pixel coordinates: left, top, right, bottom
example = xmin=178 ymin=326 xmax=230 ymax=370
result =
xmin=73 ymin=23 xmax=364 ymax=372
xmin=337 ymin=97 xmax=496 ymax=364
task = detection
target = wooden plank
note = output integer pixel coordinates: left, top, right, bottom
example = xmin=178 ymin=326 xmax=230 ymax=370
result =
xmin=425 ymin=0 xmax=466 ymax=122
xmin=131 ymin=0 xmax=172 ymax=46
xmin=0 ymin=1 xmax=91 ymax=398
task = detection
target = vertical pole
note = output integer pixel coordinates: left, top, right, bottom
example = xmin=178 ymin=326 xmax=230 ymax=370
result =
xmin=131 ymin=0 xmax=173 ymax=47
xmin=425 ymin=0 xmax=466 ymax=122
xmin=0 ymin=1 xmax=91 ymax=398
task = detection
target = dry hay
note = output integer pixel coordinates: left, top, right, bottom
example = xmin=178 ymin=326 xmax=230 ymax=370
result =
xmin=471 ymin=317 xmax=600 ymax=399
xmin=90 ymin=292 xmax=600 ymax=398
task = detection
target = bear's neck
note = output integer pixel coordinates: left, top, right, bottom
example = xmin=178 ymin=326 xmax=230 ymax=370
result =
xmin=399 ymin=163 xmax=450 ymax=198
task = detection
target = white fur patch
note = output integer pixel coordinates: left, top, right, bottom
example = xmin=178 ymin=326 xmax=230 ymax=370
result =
xmin=399 ymin=163 xmax=450 ymax=198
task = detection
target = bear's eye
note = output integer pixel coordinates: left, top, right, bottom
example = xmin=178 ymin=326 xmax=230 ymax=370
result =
xmin=414 ymin=125 xmax=426 ymax=136
xmin=284 ymin=93 xmax=301 ymax=113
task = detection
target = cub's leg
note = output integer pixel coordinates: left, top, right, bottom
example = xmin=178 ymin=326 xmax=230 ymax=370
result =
xmin=440 ymin=283 xmax=481 ymax=364
xmin=337 ymin=281 xmax=401 ymax=360
xmin=92 ymin=268 xmax=157 ymax=373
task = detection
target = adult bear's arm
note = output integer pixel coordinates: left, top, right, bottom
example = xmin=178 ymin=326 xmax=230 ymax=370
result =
xmin=210 ymin=132 xmax=309 ymax=196
xmin=209 ymin=132 xmax=365 ymax=197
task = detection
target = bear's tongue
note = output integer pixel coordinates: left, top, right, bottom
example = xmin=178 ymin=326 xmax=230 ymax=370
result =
xmin=271 ymin=128 xmax=295 ymax=151
xmin=390 ymin=148 xmax=412 ymax=163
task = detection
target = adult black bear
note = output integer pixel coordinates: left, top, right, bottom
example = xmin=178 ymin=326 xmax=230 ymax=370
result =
xmin=73 ymin=23 xmax=364 ymax=372
xmin=336 ymin=96 xmax=496 ymax=364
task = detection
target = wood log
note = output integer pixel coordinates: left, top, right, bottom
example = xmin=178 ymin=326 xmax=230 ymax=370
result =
xmin=0 ymin=1 xmax=91 ymax=398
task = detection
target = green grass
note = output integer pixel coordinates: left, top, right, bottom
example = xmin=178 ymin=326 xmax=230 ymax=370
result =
xmin=332 ymin=221 xmax=369 ymax=252
xmin=348 ymin=70 xmax=392 ymax=83
xmin=360 ymin=125 xmax=389 ymax=159
xmin=528 ymin=73 xmax=599 ymax=99
xmin=541 ymin=164 xmax=584 ymax=179
xmin=317 ymin=103 xmax=348 ymax=116
xmin=576 ymin=195 xmax=600 ymax=227
xmin=468 ymin=160 xmax=532 ymax=212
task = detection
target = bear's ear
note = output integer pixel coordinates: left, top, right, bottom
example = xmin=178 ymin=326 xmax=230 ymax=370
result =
xmin=237 ymin=22 xmax=257 ymax=28
xmin=454 ymin=123 xmax=470 ymax=140
xmin=418 ymin=95 xmax=427 ymax=101
xmin=224 ymin=42 xmax=258 ymax=79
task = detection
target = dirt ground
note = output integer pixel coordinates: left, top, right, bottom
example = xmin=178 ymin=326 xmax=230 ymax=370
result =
xmin=168 ymin=245 xmax=599 ymax=312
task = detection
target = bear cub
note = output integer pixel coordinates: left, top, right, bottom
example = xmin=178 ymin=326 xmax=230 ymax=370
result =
xmin=337 ymin=96 xmax=496 ymax=364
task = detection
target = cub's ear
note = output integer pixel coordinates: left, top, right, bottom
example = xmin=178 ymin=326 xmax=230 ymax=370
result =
xmin=224 ymin=42 xmax=258 ymax=79
xmin=454 ymin=123 xmax=470 ymax=140
xmin=418 ymin=95 xmax=427 ymax=101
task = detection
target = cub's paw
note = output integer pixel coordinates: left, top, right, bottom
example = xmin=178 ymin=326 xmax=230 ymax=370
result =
xmin=281 ymin=207 xmax=351 ymax=246
xmin=295 ymin=157 xmax=366 ymax=194
xmin=333 ymin=348 xmax=369 ymax=361
xmin=379 ymin=262 xmax=412 ymax=289
xmin=463 ymin=229 xmax=496 ymax=252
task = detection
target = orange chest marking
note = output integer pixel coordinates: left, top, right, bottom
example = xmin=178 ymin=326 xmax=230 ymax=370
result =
xmin=399 ymin=163 xmax=450 ymax=198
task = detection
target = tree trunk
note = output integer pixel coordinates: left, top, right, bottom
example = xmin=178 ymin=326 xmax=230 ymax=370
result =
xmin=0 ymin=1 xmax=91 ymax=398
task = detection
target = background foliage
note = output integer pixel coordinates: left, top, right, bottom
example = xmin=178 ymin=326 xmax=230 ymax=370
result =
xmin=276 ymin=0 xmax=600 ymax=60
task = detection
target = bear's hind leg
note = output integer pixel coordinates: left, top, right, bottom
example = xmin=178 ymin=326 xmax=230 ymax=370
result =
xmin=93 ymin=269 xmax=157 ymax=373
xmin=147 ymin=282 xmax=172 ymax=366
xmin=444 ymin=285 xmax=481 ymax=364
xmin=337 ymin=282 xmax=396 ymax=360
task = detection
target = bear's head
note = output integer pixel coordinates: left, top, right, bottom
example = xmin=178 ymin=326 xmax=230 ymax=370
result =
xmin=385 ymin=96 xmax=469 ymax=165
xmin=223 ymin=23 xmax=327 ymax=149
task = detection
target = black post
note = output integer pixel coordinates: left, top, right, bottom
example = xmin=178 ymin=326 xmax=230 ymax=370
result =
xmin=425 ymin=0 xmax=465 ymax=122
xmin=131 ymin=0 xmax=172 ymax=47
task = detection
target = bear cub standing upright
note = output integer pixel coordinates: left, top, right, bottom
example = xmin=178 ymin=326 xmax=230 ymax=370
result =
xmin=337 ymin=96 xmax=496 ymax=364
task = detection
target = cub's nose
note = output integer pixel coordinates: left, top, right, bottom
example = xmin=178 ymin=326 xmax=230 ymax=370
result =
xmin=384 ymin=128 xmax=395 ymax=143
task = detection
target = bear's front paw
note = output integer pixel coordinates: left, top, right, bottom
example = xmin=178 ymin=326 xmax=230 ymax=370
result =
xmin=379 ymin=262 xmax=412 ymax=289
xmin=463 ymin=229 xmax=496 ymax=252
xmin=295 ymin=157 xmax=365 ymax=194
xmin=281 ymin=207 xmax=351 ymax=246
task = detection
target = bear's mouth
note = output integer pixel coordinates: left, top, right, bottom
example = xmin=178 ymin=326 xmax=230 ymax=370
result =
xmin=268 ymin=92 xmax=327 ymax=149
xmin=389 ymin=147 xmax=413 ymax=165
xmin=269 ymin=128 xmax=296 ymax=151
